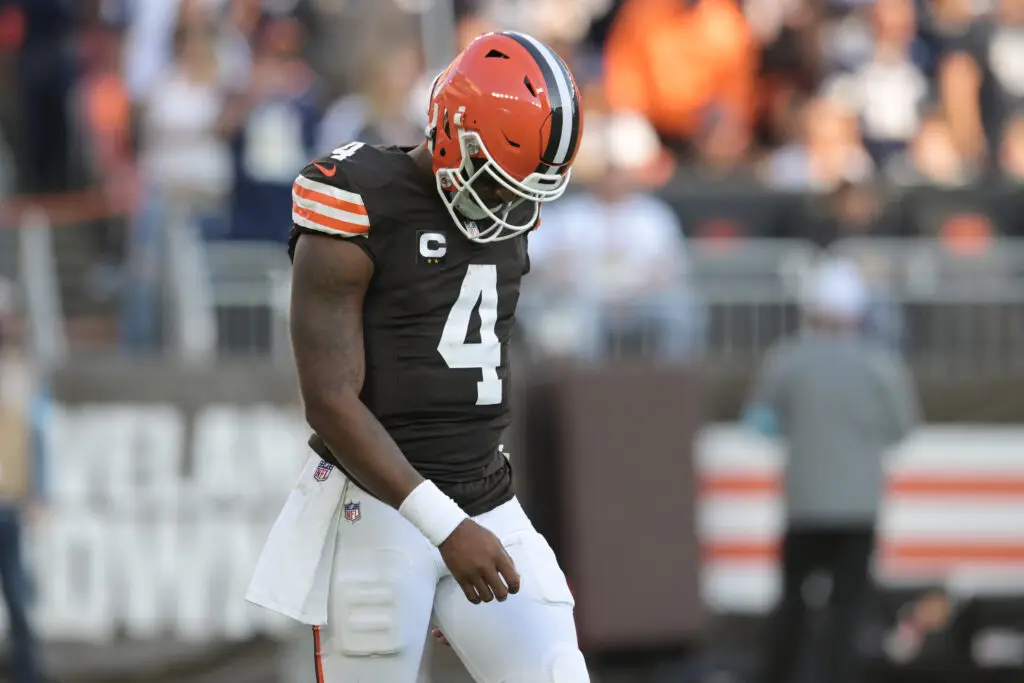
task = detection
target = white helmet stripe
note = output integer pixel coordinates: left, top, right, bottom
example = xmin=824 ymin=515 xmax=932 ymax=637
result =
xmin=504 ymin=32 xmax=578 ymax=173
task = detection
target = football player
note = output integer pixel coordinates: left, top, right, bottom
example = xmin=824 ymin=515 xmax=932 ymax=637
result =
xmin=246 ymin=31 xmax=589 ymax=683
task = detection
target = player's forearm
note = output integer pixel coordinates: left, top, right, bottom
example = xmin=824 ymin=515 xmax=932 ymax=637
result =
xmin=304 ymin=389 xmax=422 ymax=508
xmin=305 ymin=390 xmax=470 ymax=545
xmin=290 ymin=235 xmax=423 ymax=507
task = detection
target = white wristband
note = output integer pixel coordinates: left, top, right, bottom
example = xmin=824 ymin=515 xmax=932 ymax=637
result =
xmin=399 ymin=480 xmax=469 ymax=546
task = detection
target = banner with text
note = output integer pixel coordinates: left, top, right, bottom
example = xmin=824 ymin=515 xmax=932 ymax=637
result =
xmin=19 ymin=362 xmax=1024 ymax=651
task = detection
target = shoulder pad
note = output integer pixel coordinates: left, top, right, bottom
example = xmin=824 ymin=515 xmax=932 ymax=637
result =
xmin=291 ymin=142 xmax=381 ymax=238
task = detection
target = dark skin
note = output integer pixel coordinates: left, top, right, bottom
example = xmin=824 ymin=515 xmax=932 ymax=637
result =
xmin=290 ymin=142 xmax=520 ymax=606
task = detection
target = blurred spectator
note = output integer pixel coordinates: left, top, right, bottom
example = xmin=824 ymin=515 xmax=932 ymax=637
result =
xmin=529 ymin=1 xmax=608 ymax=109
xmin=480 ymin=0 xmax=609 ymax=41
xmin=744 ymin=257 xmax=919 ymax=683
xmin=801 ymin=181 xmax=913 ymax=355
xmin=998 ymin=111 xmax=1024 ymax=180
xmin=140 ymin=1 xmax=233 ymax=229
xmin=820 ymin=1 xmax=875 ymax=74
xmin=603 ymin=0 xmax=756 ymax=154
xmin=745 ymin=0 xmax=812 ymax=47
xmin=454 ymin=1 xmax=498 ymax=50
xmin=522 ymin=113 xmax=703 ymax=362
xmin=222 ymin=15 xmax=318 ymax=242
xmin=0 ymin=1 xmax=23 ymax=59
xmin=824 ymin=0 xmax=932 ymax=166
xmin=76 ymin=19 xmax=134 ymax=187
xmin=755 ymin=0 xmax=824 ymax=149
xmin=762 ymin=95 xmax=874 ymax=191
xmin=918 ymin=0 xmax=976 ymax=75
xmin=123 ymin=0 xmax=255 ymax=106
xmin=923 ymin=0 xmax=977 ymax=44
xmin=399 ymin=3 xmax=501 ymax=143
xmin=308 ymin=0 xmax=421 ymax=93
xmin=73 ymin=14 xmax=135 ymax=308
xmin=805 ymin=179 xmax=884 ymax=246
xmin=885 ymin=108 xmax=976 ymax=186
xmin=0 ymin=1 xmax=21 ymax=146
xmin=122 ymin=0 xmax=182 ymax=105
xmin=678 ymin=106 xmax=759 ymax=187
xmin=861 ymin=271 xmax=908 ymax=352
xmin=10 ymin=0 xmax=74 ymax=193
xmin=317 ymin=42 xmax=424 ymax=153
xmin=939 ymin=0 xmax=1024 ymax=164
xmin=0 ymin=287 xmax=47 ymax=683
xmin=523 ymin=0 xmax=600 ymax=48
xmin=121 ymin=0 xmax=235 ymax=350
xmin=217 ymin=0 xmax=260 ymax=88
xmin=0 ymin=124 xmax=11 ymax=197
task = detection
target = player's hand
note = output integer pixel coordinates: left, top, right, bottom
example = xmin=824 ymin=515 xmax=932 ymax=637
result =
xmin=431 ymin=628 xmax=450 ymax=646
xmin=439 ymin=519 xmax=520 ymax=604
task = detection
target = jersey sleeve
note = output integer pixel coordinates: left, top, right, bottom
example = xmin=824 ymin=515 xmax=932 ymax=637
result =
xmin=288 ymin=153 xmax=379 ymax=263
xmin=291 ymin=162 xmax=371 ymax=238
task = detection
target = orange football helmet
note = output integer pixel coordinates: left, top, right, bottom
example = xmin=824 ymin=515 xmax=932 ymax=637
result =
xmin=426 ymin=31 xmax=583 ymax=242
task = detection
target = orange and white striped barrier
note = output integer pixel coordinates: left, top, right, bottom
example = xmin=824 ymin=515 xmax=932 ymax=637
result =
xmin=697 ymin=426 xmax=1024 ymax=613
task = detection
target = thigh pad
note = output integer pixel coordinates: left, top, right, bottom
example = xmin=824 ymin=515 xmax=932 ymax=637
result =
xmin=331 ymin=549 xmax=412 ymax=657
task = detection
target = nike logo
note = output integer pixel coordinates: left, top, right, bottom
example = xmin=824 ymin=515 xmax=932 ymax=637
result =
xmin=313 ymin=162 xmax=336 ymax=177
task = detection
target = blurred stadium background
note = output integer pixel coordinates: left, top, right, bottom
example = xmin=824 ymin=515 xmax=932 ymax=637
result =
xmin=1 ymin=0 xmax=1024 ymax=681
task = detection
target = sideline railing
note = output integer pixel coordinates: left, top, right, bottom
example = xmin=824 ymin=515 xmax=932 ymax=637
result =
xmin=17 ymin=208 xmax=68 ymax=364
xmin=5 ymin=186 xmax=1024 ymax=372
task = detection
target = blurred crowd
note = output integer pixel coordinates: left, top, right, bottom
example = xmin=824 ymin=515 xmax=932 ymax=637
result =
xmin=0 ymin=0 xmax=1022 ymax=357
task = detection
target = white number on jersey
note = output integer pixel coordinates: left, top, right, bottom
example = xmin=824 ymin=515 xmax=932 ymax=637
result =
xmin=437 ymin=265 xmax=502 ymax=406
xmin=330 ymin=142 xmax=365 ymax=163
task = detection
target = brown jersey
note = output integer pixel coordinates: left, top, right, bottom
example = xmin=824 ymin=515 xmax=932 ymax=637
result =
xmin=289 ymin=143 xmax=534 ymax=515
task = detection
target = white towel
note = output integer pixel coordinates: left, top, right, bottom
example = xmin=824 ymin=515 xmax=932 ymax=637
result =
xmin=246 ymin=454 xmax=346 ymax=625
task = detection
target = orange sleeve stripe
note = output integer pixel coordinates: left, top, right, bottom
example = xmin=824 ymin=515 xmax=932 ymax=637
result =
xmin=293 ymin=184 xmax=368 ymax=216
xmin=293 ymin=204 xmax=370 ymax=235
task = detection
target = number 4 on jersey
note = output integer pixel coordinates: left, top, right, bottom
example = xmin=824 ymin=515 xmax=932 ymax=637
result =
xmin=437 ymin=265 xmax=502 ymax=406
xmin=330 ymin=142 xmax=364 ymax=162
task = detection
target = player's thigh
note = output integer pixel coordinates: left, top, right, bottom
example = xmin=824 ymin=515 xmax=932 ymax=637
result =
xmin=433 ymin=530 xmax=589 ymax=683
xmin=318 ymin=487 xmax=439 ymax=683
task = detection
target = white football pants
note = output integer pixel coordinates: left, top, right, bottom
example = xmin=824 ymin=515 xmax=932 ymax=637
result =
xmin=312 ymin=478 xmax=589 ymax=683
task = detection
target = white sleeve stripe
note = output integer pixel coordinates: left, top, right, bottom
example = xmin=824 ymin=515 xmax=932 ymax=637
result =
xmin=293 ymin=213 xmax=367 ymax=237
xmin=293 ymin=192 xmax=371 ymax=226
xmin=294 ymin=174 xmax=365 ymax=206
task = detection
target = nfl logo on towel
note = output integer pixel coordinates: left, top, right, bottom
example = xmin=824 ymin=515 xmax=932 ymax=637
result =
xmin=313 ymin=459 xmax=334 ymax=482
xmin=343 ymin=501 xmax=361 ymax=523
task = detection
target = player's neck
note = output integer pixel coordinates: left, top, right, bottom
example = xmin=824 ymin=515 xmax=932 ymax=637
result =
xmin=407 ymin=143 xmax=434 ymax=177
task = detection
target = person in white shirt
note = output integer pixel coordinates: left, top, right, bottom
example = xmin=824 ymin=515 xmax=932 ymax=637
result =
xmin=523 ymin=116 xmax=703 ymax=361
xmin=123 ymin=0 xmax=234 ymax=349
